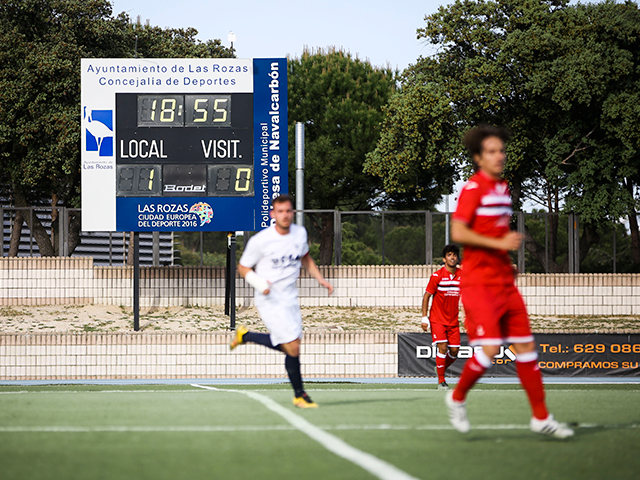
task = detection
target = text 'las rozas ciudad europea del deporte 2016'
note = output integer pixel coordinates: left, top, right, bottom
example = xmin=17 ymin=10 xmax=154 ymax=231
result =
xmin=80 ymin=58 xmax=287 ymax=234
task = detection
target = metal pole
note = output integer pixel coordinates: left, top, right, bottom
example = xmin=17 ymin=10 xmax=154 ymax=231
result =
xmin=0 ymin=206 xmax=3 ymax=256
xmin=295 ymin=122 xmax=305 ymax=227
xmin=152 ymin=231 xmax=160 ymax=267
xmin=517 ymin=212 xmax=525 ymax=274
xmin=334 ymin=210 xmax=341 ymax=266
xmin=226 ymin=232 xmax=236 ymax=329
xmin=545 ymin=213 xmax=549 ymax=273
xmin=574 ymin=215 xmax=580 ymax=274
xmin=58 ymin=207 xmax=64 ymax=257
xmin=425 ymin=212 xmax=433 ymax=265
xmin=568 ymin=214 xmax=574 ymax=274
xmin=613 ymin=224 xmax=617 ymax=274
xmin=445 ymin=195 xmax=450 ymax=246
xmin=381 ymin=212 xmax=385 ymax=266
xmin=133 ymin=232 xmax=140 ymax=331
xmin=199 ymin=231 xmax=204 ymax=266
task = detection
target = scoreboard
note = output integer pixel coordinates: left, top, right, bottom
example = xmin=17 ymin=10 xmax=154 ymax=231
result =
xmin=81 ymin=58 xmax=287 ymax=232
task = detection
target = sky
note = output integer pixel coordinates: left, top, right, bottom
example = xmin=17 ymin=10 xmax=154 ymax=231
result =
xmin=109 ymin=0 xmax=460 ymax=210
xmin=110 ymin=0 xmax=447 ymax=72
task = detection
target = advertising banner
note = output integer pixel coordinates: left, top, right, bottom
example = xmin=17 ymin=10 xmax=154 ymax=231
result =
xmin=398 ymin=333 xmax=640 ymax=377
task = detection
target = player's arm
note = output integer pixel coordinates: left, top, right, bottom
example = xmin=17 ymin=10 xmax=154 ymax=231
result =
xmin=451 ymin=219 xmax=522 ymax=251
xmin=300 ymin=253 xmax=333 ymax=295
xmin=238 ymin=263 xmax=270 ymax=295
xmin=421 ymin=291 xmax=432 ymax=332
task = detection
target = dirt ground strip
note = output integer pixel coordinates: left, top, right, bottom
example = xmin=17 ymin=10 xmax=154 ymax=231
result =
xmin=0 ymin=304 xmax=639 ymax=334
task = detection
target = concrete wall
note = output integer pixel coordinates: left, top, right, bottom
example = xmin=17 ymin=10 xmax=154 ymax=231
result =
xmin=1 ymin=257 xmax=640 ymax=315
xmin=0 ymin=332 xmax=397 ymax=381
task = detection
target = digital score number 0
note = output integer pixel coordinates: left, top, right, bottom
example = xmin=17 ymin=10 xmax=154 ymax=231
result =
xmin=115 ymin=93 xmax=254 ymax=198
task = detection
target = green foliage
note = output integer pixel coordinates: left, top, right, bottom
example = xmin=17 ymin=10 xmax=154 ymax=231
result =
xmin=372 ymin=0 xmax=640 ymax=271
xmin=364 ymin=79 xmax=459 ymax=205
xmin=287 ymin=48 xmax=397 ymax=264
xmin=384 ymin=226 xmax=426 ymax=265
xmin=0 ymin=0 xmax=233 ymax=256
xmin=339 ymin=222 xmax=382 ymax=265
xmin=287 ymin=48 xmax=397 ymax=210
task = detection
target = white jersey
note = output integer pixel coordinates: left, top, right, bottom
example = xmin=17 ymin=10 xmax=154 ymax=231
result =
xmin=239 ymin=223 xmax=309 ymax=304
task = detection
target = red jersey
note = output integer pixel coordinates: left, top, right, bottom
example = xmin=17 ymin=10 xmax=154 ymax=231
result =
xmin=426 ymin=266 xmax=461 ymax=326
xmin=452 ymin=170 xmax=515 ymax=286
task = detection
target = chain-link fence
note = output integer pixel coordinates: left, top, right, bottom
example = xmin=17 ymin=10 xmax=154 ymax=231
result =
xmin=2 ymin=206 xmax=636 ymax=273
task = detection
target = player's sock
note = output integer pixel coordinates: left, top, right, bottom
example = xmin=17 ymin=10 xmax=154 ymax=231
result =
xmin=243 ymin=332 xmax=281 ymax=351
xmin=516 ymin=351 xmax=549 ymax=420
xmin=445 ymin=351 xmax=458 ymax=369
xmin=452 ymin=350 xmax=492 ymax=402
xmin=436 ymin=352 xmax=447 ymax=383
xmin=285 ymin=355 xmax=304 ymax=397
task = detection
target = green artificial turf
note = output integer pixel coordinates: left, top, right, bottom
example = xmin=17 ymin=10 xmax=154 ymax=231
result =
xmin=0 ymin=383 xmax=638 ymax=480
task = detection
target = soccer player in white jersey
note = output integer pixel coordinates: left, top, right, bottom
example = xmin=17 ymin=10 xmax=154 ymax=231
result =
xmin=231 ymin=195 xmax=333 ymax=408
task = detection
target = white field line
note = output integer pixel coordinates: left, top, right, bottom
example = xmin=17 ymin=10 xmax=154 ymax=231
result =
xmin=192 ymin=383 xmax=421 ymax=480
xmin=2 ymin=388 xmax=638 ymax=395
xmin=1 ymin=423 xmax=637 ymax=433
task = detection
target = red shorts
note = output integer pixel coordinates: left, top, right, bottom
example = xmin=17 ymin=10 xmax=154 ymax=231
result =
xmin=431 ymin=323 xmax=461 ymax=347
xmin=461 ymin=282 xmax=533 ymax=346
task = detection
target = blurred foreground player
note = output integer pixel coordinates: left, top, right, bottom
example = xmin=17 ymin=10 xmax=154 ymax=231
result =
xmin=231 ymin=195 xmax=333 ymax=408
xmin=446 ymin=125 xmax=573 ymax=438
xmin=421 ymin=244 xmax=461 ymax=390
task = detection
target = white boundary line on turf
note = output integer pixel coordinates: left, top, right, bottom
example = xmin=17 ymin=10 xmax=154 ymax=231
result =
xmin=1 ymin=423 xmax=637 ymax=433
xmin=3 ymin=388 xmax=639 ymax=395
xmin=191 ymin=383 xmax=421 ymax=480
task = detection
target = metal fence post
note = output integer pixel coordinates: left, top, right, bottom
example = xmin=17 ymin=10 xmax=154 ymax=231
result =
xmin=613 ymin=224 xmax=617 ymax=274
xmin=545 ymin=213 xmax=549 ymax=273
xmin=425 ymin=212 xmax=433 ymax=265
xmin=0 ymin=207 xmax=3 ymax=257
xmin=574 ymin=214 xmax=580 ymax=273
xmin=334 ymin=209 xmax=341 ymax=266
xmin=568 ymin=213 xmax=574 ymax=274
xmin=517 ymin=212 xmax=525 ymax=273
xmin=381 ymin=212 xmax=385 ymax=266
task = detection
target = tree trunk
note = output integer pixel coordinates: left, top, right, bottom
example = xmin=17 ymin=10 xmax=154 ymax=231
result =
xmin=8 ymin=210 xmax=24 ymax=257
xmin=578 ymin=222 xmax=600 ymax=266
xmin=67 ymin=211 xmax=82 ymax=255
xmin=309 ymin=212 xmax=334 ymax=265
xmin=12 ymin=189 xmax=55 ymax=256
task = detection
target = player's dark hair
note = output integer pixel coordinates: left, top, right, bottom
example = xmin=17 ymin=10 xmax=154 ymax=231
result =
xmin=442 ymin=244 xmax=460 ymax=258
xmin=272 ymin=194 xmax=294 ymax=208
xmin=462 ymin=125 xmax=510 ymax=157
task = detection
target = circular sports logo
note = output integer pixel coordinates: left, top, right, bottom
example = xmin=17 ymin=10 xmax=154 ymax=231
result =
xmin=189 ymin=202 xmax=214 ymax=226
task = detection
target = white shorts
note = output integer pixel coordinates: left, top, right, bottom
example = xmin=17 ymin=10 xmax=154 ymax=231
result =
xmin=255 ymin=297 xmax=302 ymax=346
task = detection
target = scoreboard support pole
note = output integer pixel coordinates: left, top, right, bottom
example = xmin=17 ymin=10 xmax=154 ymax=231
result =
xmin=133 ymin=232 xmax=140 ymax=331
xmin=225 ymin=232 xmax=237 ymax=330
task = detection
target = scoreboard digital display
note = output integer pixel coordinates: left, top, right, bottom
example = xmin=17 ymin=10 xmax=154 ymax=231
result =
xmin=81 ymin=58 xmax=287 ymax=232
xmin=115 ymin=92 xmax=253 ymax=198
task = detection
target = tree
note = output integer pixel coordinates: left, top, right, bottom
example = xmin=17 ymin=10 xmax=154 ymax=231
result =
xmin=0 ymin=0 xmax=232 ymax=257
xmin=287 ymin=48 xmax=396 ymax=264
xmin=367 ymin=0 xmax=640 ymax=271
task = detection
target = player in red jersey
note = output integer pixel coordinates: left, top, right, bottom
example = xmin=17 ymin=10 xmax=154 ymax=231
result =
xmin=445 ymin=125 xmax=573 ymax=438
xmin=421 ymin=244 xmax=461 ymax=390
